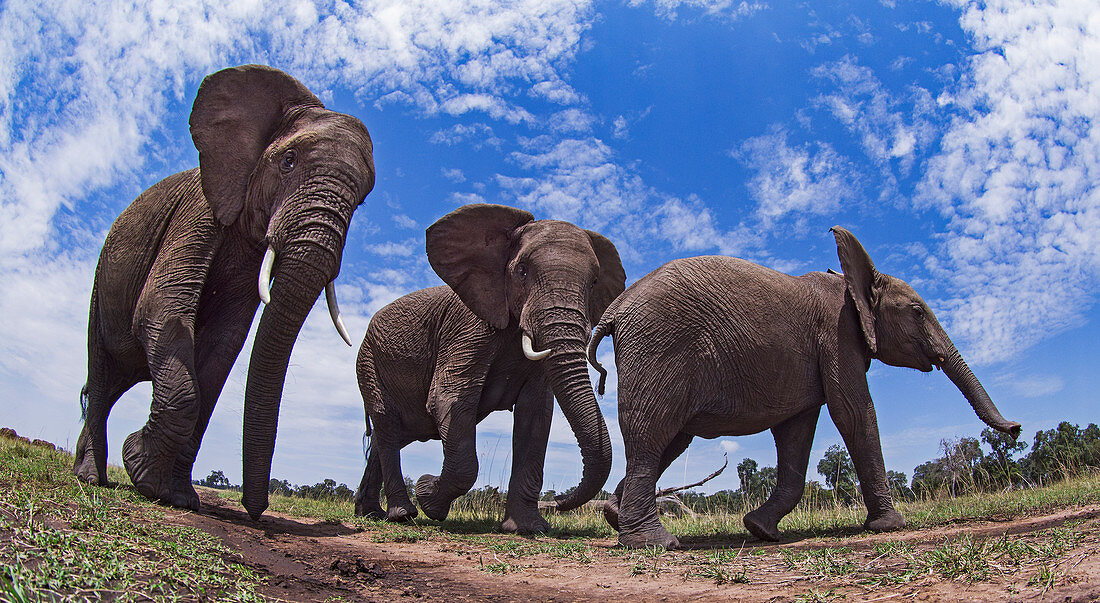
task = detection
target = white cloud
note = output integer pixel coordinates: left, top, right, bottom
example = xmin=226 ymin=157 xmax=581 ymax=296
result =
xmin=812 ymin=55 xmax=939 ymax=177
xmin=631 ymin=0 xmax=768 ymax=22
xmin=733 ymin=127 xmax=862 ymax=228
xmin=499 ymin=136 xmax=756 ymax=262
xmin=612 ymin=115 xmax=629 ymax=139
xmin=917 ymin=0 xmax=1100 ymax=364
xmin=719 ymin=440 xmax=741 ymax=454
xmin=441 ymin=167 xmax=466 ymax=183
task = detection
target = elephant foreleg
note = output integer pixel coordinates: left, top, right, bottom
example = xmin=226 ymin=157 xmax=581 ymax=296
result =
xmin=825 ymin=381 xmax=904 ymax=532
xmin=172 ymin=273 xmax=259 ymax=510
xmin=123 ymin=317 xmax=201 ymax=508
xmin=501 ymin=377 xmax=553 ymax=534
xmin=744 ymin=405 xmax=821 ymax=541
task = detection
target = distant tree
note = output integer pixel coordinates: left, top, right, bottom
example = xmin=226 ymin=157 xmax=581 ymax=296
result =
xmin=736 ymin=457 xmax=759 ymax=495
xmin=976 ymin=427 xmax=1027 ymax=489
xmin=941 ymin=437 xmax=983 ymax=496
xmin=817 ymin=444 xmax=858 ymax=504
xmin=269 ymin=478 xmax=294 ymax=496
xmin=911 ymin=459 xmax=948 ymax=497
xmin=1021 ymin=422 xmax=1100 ymax=485
xmin=886 ymin=470 xmax=914 ymax=502
xmin=197 ymin=470 xmax=230 ymax=489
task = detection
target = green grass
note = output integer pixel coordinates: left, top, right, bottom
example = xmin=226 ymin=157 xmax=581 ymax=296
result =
xmin=5 ymin=433 xmax=1097 ymax=599
xmin=0 ymin=437 xmax=270 ymax=602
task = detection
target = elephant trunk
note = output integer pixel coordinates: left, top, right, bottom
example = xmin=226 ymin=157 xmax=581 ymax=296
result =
xmin=939 ymin=345 xmax=1021 ymax=438
xmin=532 ymin=307 xmax=612 ymax=512
xmin=241 ymin=244 xmax=340 ymax=520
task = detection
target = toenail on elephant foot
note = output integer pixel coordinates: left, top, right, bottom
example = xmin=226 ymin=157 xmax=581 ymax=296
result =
xmin=355 ymin=500 xmax=386 ymax=519
xmin=501 ymin=512 xmax=550 ymax=535
xmin=73 ymin=458 xmax=104 ymax=487
xmin=865 ymin=509 xmax=905 ymax=533
xmin=743 ymin=509 xmax=781 ymax=542
xmin=169 ymin=478 xmax=201 ymax=511
xmin=386 ymin=505 xmax=418 ymax=522
xmin=618 ymin=527 xmax=680 ymax=550
xmin=415 ymin=474 xmax=451 ymax=521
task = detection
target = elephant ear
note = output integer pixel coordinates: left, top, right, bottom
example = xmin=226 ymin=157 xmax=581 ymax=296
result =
xmin=832 ymin=226 xmax=879 ymax=355
xmin=585 ymin=230 xmax=626 ymax=323
xmin=426 ymin=204 xmax=535 ymax=329
xmin=189 ymin=64 xmax=323 ymax=226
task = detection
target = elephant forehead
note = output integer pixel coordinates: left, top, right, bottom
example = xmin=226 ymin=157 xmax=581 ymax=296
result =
xmin=515 ymin=220 xmax=592 ymax=253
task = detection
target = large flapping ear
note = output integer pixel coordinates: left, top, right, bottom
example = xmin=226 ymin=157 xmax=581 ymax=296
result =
xmin=426 ymin=204 xmax=535 ymax=329
xmin=189 ymin=64 xmax=323 ymax=225
xmin=832 ymin=226 xmax=879 ymax=355
xmin=585 ymin=230 xmax=626 ymax=323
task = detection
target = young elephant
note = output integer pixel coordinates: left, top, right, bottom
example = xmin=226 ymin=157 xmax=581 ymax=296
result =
xmin=354 ymin=204 xmax=625 ymax=534
xmin=589 ymin=227 xmax=1021 ymax=548
xmin=73 ymin=65 xmax=376 ymax=518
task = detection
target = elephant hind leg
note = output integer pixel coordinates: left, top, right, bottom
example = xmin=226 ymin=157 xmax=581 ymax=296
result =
xmin=604 ymin=432 xmax=693 ymax=533
xmin=74 ymin=349 xmax=137 ymax=487
xmin=354 ymin=437 xmax=385 ymax=519
xmin=744 ymin=406 xmax=821 ymax=541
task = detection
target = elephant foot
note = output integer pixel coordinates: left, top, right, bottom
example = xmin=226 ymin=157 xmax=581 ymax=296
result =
xmin=743 ymin=509 xmax=781 ymax=542
xmin=354 ymin=499 xmax=386 ymax=519
xmin=73 ymin=451 xmax=106 ymax=487
xmin=122 ymin=430 xmax=180 ymax=507
xmin=602 ymin=496 xmax=621 ymax=532
xmin=415 ymin=474 xmax=454 ymax=521
xmin=865 ymin=509 xmax=905 ymax=533
xmin=501 ymin=509 xmax=551 ymax=535
xmin=169 ymin=475 xmax=201 ymax=511
xmin=386 ymin=504 xmax=418 ymax=523
xmin=72 ymin=430 xmax=107 ymax=486
xmin=618 ymin=526 xmax=680 ymax=550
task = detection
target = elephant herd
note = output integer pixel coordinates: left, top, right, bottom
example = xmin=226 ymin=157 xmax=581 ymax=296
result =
xmin=73 ymin=65 xmax=1021 ymax=549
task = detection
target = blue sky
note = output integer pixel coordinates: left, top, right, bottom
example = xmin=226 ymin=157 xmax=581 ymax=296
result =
xmin=1 ymin=0 xmax=1097 ymax=498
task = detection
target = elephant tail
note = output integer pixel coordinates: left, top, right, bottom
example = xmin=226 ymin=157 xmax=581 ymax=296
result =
xmin=587 ymin=318 xmax=616 ymax=396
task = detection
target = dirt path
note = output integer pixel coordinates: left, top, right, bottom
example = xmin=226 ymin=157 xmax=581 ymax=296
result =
xmin=167 ymin=491 xmax=1100 ymax=602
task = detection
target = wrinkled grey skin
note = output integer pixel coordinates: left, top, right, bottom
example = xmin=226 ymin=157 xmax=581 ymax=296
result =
xmin=589 ymin=227 xmax=1021 ymax=548
xmin=353 ymin=204 xmax=624 ymax=534
xmin=72 ymin=65 xmax=376 ymax=519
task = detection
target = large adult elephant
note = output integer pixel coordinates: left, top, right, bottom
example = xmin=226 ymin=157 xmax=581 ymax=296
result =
xmin=353 ymin=204 xmax=624 ymax=534
xmin=72 ymin=65 xmax=376 ymax=520
xmin=588 ymin=227 xmax=1021 ymax=548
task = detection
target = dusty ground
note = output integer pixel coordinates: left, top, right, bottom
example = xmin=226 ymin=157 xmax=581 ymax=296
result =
xmin=166 ymin=490 xmax=1100 ymax=602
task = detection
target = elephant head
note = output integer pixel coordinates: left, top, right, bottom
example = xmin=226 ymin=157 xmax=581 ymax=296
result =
xmin=832 ymin=226 xmax=1021 ymax=438
xmin=189 ymin=65 xmax=376 ymax=519
xmin=426 ymin=204 xmax=625 ymax=510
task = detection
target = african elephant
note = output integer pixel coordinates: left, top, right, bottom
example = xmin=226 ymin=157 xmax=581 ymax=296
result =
xmin=353 ymin=204 xmax=624 ymax=534
xmin=588 ymin=227 xmax=1021 ymax=548
xmin=72 ymin=64 xmax=376 ymax=519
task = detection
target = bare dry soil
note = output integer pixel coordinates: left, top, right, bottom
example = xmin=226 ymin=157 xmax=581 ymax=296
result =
xmin=172 ymin=489 xmax=1100 ymax=602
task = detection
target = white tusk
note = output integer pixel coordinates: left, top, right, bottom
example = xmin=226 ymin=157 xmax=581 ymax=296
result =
xmin=522 ymin=333 xmax=551 ymax=361
xmin=258 ymin=246 xmax=275 ymax=304
xmin=325 ymin=281 xmax=353 ymax=347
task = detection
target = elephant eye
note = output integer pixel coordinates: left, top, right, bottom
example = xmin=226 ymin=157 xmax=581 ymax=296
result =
xmin=515 ymin=262 xmax=528 ymax=281
xmin=911 ymin=304 xmax=925 ymax=320
xmin=280 ymin=149 xmax=297 ymax=173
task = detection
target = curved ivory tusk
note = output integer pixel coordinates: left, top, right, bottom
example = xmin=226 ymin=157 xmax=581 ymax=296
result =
xmin=325 ymin=281 xmax=353 ymax=347
xmin=522 ymin=333 xmax=551 ymax=361
xmin=258 ymin=246 xmax=275 ymax=304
